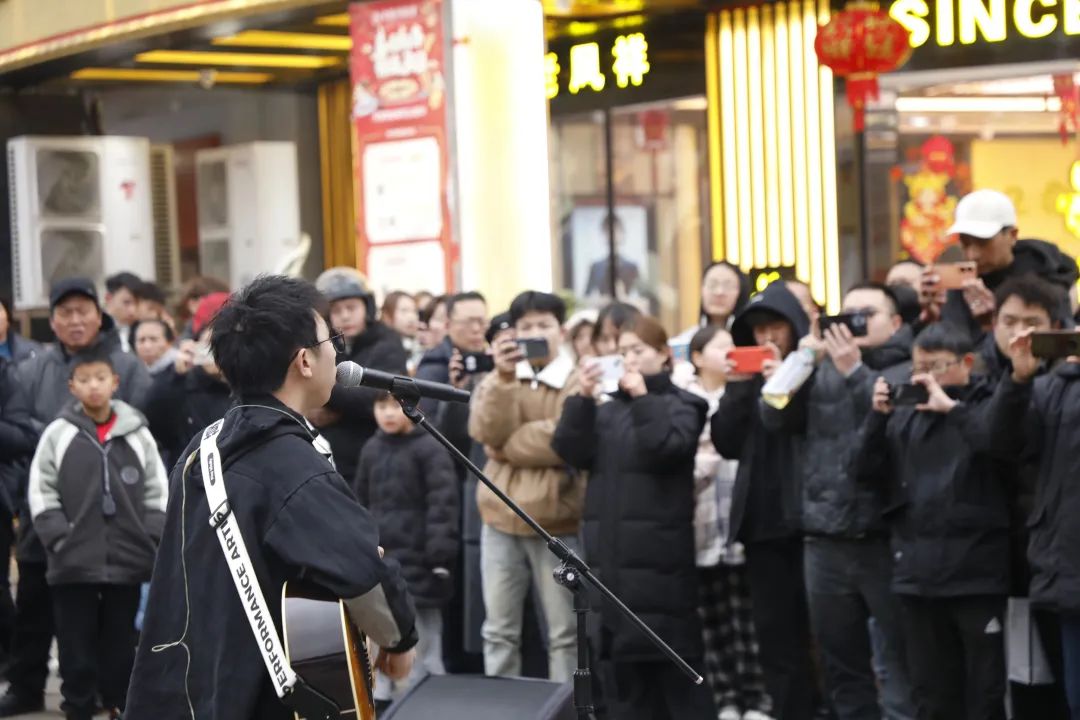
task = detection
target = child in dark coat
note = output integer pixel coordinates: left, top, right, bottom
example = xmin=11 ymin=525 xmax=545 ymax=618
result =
xmin=28 ymin=350 xmax=167 ymax=720
xmin=354 ymin=392 xmax=459 ymax=703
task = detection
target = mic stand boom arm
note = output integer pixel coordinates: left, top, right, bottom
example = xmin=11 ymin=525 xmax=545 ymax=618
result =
xmin=388 ymin=378 xmax=703 ymax=720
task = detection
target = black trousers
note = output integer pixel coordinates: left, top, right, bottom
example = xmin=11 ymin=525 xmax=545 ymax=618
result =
xmin=52 ymin=583 xmax=140 ymax=717
xmin=5 ymin=561 xmax=52 ymax=699
xmin=602 ymin=658 xmax=715 ymax=720
xmin=1010 ymin=607 xmax=1069 ymax=719
xmin=900 ymin=594 xmax=1007 ymax=720
xmin=0 ymin=510 xmax=16 ymax=660
xmin=744 ymin=539 xmax=821 ymax=720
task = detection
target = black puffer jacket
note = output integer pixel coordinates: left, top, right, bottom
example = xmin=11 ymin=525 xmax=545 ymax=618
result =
xmin=984 ymin=364 xmax=1080 ymax=613
xmin=321 ymin=322 xmax=409 ymax=480
xmin=354 ymin=428 xmax=460 ymax=607
xmin=0 ymin=360 xmax=38 ymax=517
xmin=763 ymin=325 xmax=912 ymax=537
xmin=144 ymin=366 xmax=233 ymax=470
xmin=553 ymin=373 xmax=707 ymax=661
xmin=942 ymin=239 xmax=1078 ymax=339
xmin=713 ymin=282 xmax=810 ymax=544
xmin=857 ymin=378 xmax=1013 ymax=597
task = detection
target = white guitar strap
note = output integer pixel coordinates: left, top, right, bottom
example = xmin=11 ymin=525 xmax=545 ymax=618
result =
xmin=199 ymin=419 xmax=298 ymax=699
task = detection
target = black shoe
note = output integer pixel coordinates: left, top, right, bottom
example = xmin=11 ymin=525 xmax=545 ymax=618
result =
xmin=374 ymin=698 xmax=392 ymax=718
xmin=0 ymin=690 xmax=44 ymax=717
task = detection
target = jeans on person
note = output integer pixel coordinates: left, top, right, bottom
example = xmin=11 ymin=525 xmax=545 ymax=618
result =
xmin=480 ymin=524 xmax=577 ymax=682
xmin=1060 ymin=615 xmax=1080 ymax=720
xmin=375 ymin=607 xmax=445 ymax=701
xmin=804 ymin=537 xmax=916 ymax=720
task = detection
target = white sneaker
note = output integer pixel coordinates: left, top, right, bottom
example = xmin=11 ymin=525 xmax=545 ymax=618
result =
xmin=742 ymin=712 xmax=776 ymax=720
xmin=719 ymin=707 xmax=741 ymax=720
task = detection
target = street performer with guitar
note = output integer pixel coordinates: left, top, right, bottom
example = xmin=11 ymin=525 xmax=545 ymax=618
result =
xmin=126 ymin=275 xmax=417 ymax=720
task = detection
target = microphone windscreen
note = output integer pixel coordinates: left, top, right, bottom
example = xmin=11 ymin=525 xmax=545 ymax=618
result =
xmin=335 ymin=361 xmax=364 ymax=387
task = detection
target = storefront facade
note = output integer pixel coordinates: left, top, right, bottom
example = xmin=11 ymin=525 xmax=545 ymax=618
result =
xmin=862 ymin=0 xmax=1080 ymax=278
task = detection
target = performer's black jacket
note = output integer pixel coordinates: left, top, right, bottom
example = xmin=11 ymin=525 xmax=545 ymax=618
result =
xmin=125 ymin=396 xmax=418 ymax=720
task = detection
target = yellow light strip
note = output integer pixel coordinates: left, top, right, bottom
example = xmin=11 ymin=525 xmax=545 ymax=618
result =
xmin=705 ymin=14 xmax=726 ymax=261
xmin=314 ymin=13 xmax=351 ymax=27
xmin=802 ymin=0 xmax=825 ymax=305
xmin=818 ymin=0 xmax=840 ymax=314
xmin=761 ymin=5 xmax=782 ymax=269
xmin=788 ymin=1 xmax=811 ymax=284
xmin=774 ymin=3 xmax=796 ymax=268
xmin=70 ymin=67 xmax=273 ymax=83
xmin=747 ymin=7 xmax=768 ymax=269
xmin=213 ymin=30 xmax=353 ymax=51
xmin=719 ymin=11 xmax=741 ymax=265
xmin=733 ymin=10 xmax=754 ymax=272
xmin=0 ymin=0 xmax=331 ymax=74
xmin=135 ymin=49 xmax=343 ymax=69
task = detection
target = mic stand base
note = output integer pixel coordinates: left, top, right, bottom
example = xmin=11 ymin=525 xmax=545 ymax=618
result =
xmin=388 ymin=378 xmax=702 ymax=716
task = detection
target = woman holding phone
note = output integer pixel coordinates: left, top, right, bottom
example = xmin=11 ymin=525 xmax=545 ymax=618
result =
xmin=553 ymin=315 xmax=714 ymax=719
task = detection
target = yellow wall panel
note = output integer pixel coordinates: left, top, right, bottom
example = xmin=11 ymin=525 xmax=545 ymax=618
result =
xmin=706 ymin=0 xmax=841 ymax=312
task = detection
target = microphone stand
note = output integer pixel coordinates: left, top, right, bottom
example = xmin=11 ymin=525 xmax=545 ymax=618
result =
xmin=388 ymin=379 xmax=703 ymax=720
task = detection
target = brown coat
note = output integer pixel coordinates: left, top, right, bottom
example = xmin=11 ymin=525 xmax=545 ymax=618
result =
xmin=468 ymin=353 xmax=585 ymax=537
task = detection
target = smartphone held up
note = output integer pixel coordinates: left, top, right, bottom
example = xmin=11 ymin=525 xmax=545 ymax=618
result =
xmin=1029 ymin=330 xmax=1080 ymax=361
xmin=589 ymin=354 xmax=625 ymax=394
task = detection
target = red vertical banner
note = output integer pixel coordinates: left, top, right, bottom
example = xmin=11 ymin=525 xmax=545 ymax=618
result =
xmin=349 ymin=0 xmax=454 ymax=295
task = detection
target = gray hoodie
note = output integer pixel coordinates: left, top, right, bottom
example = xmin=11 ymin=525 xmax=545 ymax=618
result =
xmin=28 ymin=399 xmax=167 ymax=586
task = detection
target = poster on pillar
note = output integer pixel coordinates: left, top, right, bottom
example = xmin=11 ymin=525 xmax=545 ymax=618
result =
xmin=349 ymin=0 xmax=454 ymax=296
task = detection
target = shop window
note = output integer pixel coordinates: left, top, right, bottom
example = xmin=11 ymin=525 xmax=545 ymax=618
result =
xmin=549 ymin=98 xmax=711 ymax=334
xmin=865 ymin=65 xmax=1080 ymax=282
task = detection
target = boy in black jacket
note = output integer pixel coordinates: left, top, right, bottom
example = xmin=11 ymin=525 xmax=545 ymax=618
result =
xmin=355 ymin=392 xmax=459 ymax=704
xmin=860 ymin=323 xmax=1011 ymax=720
xmin=28 ymin=350 xmax=168 ymax=720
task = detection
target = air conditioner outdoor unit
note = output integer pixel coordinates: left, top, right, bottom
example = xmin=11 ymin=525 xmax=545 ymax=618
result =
xmin=194 ymin=141 xmax=301 ymax=290
xmin=7 ymin=135 xmax=156 ymax=311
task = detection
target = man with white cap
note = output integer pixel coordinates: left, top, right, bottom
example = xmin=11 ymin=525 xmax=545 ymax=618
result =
xmin=923 ymin=189 xmax=1077 ymax=338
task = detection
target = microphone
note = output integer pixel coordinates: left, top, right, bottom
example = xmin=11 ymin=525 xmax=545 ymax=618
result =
xmin=335 ymin=361 xmax=470 ymax=404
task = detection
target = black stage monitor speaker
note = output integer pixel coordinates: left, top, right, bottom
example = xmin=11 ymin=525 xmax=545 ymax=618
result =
xmin=382 ymin=674 xmax=575 ymax=720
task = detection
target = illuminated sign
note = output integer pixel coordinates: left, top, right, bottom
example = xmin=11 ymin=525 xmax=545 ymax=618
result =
xmin=1057 ymin=160 xmax=1080 ymax=239
xmin=549 ymin=33 xmax=651 ymax=98
xmin=544 ymin=52 xmax=561 ymax=99
xmin=612 ymin=33 xmax=651 ymax=88
xmin=568 ymin=42 xmax=606 ymax=93
xmin=890 ymin=0 xmax=1080 ymax=48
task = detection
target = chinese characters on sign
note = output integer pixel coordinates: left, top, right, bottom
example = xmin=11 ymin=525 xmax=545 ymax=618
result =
xmin=546 ymin=32 xmax=651 ymax=98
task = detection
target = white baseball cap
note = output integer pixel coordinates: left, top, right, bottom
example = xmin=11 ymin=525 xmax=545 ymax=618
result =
xmin=946 ymin=189 xmax=1017 ymax=239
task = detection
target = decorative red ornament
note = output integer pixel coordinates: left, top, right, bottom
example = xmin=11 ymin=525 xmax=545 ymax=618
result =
xmin=1053 ymin=74 xmax=1080 ymax=145
xmin=814 ymin=1 xmax=912 ymax=132
xmin=920 ymin=135 xmax=955 ymax=176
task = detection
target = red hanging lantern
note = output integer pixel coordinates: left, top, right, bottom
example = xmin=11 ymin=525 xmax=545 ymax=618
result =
xmin=814 ymin=1 xmax=912 ymax=132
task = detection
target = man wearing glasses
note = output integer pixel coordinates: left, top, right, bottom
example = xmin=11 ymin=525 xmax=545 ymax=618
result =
xmin=127 ymin=275 xmax=416 ymax=720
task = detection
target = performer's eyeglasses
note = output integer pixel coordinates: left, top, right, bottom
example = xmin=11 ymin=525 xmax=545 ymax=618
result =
xmin=294 ymin=332 xmax=346 ymax=359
